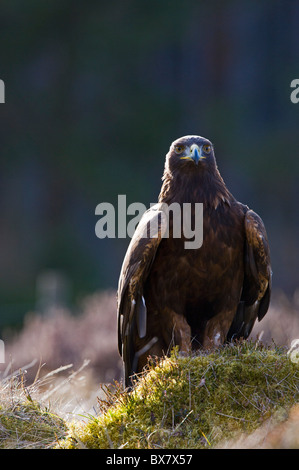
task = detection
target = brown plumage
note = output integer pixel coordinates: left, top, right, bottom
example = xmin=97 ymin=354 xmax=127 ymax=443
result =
xmin=117 ymin=135 xmax=272 ymax=387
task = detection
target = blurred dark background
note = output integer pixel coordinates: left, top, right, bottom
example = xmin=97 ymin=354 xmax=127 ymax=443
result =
xmin=1 ymin=1 xmax=299 ymax=329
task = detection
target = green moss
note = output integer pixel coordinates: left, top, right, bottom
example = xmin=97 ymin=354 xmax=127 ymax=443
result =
xmin=58 ymin=341 xmax=299 ymax=449
xmin=0 ymin=399 xmax=66 ymax=449
xmin=1 ymin=341 xmax=297 ymax=449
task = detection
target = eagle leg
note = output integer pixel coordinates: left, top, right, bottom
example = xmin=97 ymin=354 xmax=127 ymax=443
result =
xmin=202 ymin=311 xmax=234 ymax=349
xmin=161 ymin=308 xmax=192 ymax=355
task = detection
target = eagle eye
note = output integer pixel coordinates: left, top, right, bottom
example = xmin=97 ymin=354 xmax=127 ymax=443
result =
xmin=202 ymin=144 xmax=211 ymax=154
xmin=174 ymin=144 xmax=185 ymax=154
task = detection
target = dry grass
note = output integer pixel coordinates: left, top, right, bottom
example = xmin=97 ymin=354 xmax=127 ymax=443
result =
xmin=218 ymin=404 xmax=299 ymax=449
xmin=0 ymin=369 xmax=66 ymax=448
xmin=57 ymin=342 xmax=299 ymax=449
xmin=0 ymin=288 xmax=299 ymax=449
xmin=1 ymin=290 xmax=122 ymax=425
xmin=2 ymin=290 xmax=122 ymax=383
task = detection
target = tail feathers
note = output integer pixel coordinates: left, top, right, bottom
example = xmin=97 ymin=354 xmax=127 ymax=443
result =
xmin=226 ymin=301 xmax=259 ymax=342
xmin=124 ymin=336 xmax=159 ymax=389
xmin=123 ymin=294 xmax=154 ymax=389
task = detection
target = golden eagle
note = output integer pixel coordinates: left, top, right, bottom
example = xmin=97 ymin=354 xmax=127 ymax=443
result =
xmin=117 ymin=135 xmax=271 ymax=387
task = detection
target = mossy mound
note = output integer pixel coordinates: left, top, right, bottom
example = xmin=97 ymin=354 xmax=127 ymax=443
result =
xmin=0 ymin=387 xmax=66 ymax=449
xmin=58 ymin=342 xmax=299 ymax=449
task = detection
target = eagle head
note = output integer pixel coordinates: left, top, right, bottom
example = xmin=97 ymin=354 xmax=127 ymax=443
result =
xmin=166 ymin=135 xmax=216 ymax=174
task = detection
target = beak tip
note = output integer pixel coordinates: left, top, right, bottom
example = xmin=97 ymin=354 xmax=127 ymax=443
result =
xmin=192 ymin=148 xmax=200 ymax=165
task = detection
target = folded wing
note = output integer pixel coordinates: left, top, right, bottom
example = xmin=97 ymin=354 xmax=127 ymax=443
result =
xmin=227 ymin=209 xmax=272 ymax=341
xmin=117 ymin=203 xmax=167 ymax=385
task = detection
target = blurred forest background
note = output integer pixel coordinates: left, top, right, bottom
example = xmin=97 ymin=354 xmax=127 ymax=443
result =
xmin=0 ymin=0 xmax=299 ymax=375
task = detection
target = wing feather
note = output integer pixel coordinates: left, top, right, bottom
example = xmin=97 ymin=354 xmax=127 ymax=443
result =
xmin=117 ymin=203 xmax=167 ymax=384
xmin=227 ymin=209 xmax=272 ymax=341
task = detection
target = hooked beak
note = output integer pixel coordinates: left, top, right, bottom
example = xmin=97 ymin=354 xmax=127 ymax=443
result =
xmin=180 ymin=144 xmax=206 ymax=165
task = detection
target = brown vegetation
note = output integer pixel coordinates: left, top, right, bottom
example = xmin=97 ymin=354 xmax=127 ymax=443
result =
xmin=1 ymin=288 xmax=299 ymax=425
